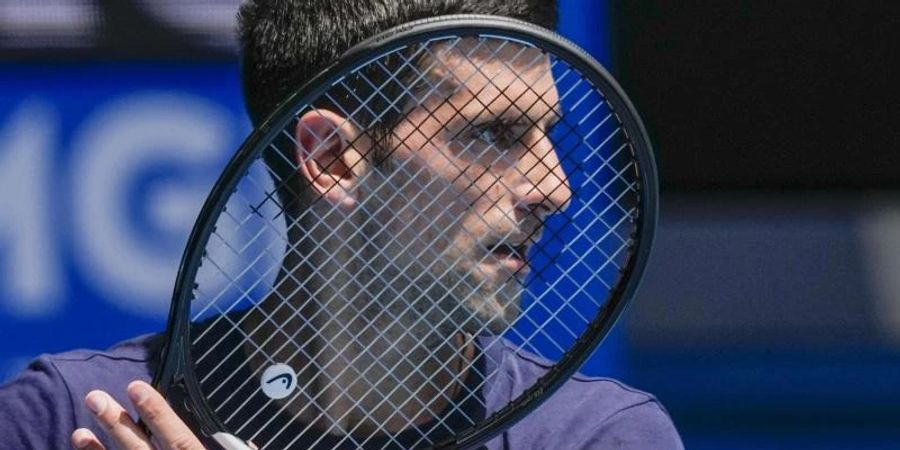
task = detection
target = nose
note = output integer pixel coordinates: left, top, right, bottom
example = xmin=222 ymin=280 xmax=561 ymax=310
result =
xmin=512 ymin=136 xmax=572 ymax=217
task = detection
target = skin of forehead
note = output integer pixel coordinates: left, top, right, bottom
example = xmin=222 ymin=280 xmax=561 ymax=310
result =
xmin=414 ymin=38 xmax=561 ymax=122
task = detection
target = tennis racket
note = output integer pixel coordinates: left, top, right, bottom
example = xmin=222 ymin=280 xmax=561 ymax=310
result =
xmin=153 ymin=14 xmax=657 ymax=450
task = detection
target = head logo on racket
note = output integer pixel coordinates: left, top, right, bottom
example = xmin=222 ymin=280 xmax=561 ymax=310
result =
xmin=260 ymin=363 xmax=297 ymax=400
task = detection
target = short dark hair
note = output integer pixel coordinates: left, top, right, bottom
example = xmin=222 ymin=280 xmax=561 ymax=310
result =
xmin=238 ymin=0 xmax=558 ymax=126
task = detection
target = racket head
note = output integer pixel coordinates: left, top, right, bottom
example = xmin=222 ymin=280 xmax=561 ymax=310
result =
xmin=154 ymin=14 xmax=657 ymax=450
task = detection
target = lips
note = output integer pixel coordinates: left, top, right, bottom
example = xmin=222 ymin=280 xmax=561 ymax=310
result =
xmin=487 ymin=242 xmax=528 ymax=260
xmin=485 ymin=241 xmax=531 ymax=272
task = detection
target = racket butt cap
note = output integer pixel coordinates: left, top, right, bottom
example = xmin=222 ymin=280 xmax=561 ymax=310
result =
xmin=211 ymin=432 xmax=256 ymax=450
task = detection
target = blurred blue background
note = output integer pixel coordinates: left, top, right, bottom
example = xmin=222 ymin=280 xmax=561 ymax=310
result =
xmin=1 ymin=0 xmax=899 ymax=448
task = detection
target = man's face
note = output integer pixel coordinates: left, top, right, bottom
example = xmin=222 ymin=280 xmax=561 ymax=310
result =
xmin=359 ymin=42 xmax=572 ymax=335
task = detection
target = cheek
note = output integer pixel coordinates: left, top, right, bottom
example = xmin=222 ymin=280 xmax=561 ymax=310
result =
xmin=386 ymin=130 xmax=501 ymax=254
xmin=399 ymin=151 xmax=476 ymax=212
xmin=376 ymin=163 xmax=468 ymax=253
xmin=404 ymin=163 xmax=511 ymax=257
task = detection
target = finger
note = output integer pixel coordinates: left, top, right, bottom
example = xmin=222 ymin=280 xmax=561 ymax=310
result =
xmin=84 ymin=390 xmax=153 ymax=450
xmin=127 ymin=380 xmax=204 ymax=450
xmin=71 ymin=428 xmax=105 ymax=450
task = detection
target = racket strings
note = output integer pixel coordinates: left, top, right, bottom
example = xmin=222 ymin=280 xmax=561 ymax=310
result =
xmin=197 ymin=123 xmax=620 ymax=446
xmin=189 ymin=35 xmax=640 ymax=449
xmin=214 ymin=121 xmax=592 ymax=442
xmin=356 ymin=44 xmax=630 ymax=356
xmin=202 ymin=134 xmax=624 ymax=446
xmin=200 ymin=204 xmax=492 ymax=442
xmin=288 ymin=37 xmax=572 ymax=364
xmin=202 ymin=139 xmax=486 ymax=444
xmin=199 ymin=186 xmax=506 ymax=440
xmin=232 ymin=189 xmax=502 ymax=436
xmin=253 ymin=43 xmax=437 ymax=226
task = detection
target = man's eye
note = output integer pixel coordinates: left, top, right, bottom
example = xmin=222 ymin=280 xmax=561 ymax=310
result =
xmin=471 ymin=120 xmax=514 ymax=147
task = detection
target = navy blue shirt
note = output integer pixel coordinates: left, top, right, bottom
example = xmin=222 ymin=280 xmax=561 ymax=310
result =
xmin=0 ymin=335 xmax=682 ymax=449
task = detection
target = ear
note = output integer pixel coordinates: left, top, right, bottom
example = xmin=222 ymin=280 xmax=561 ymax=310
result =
xmin=294 ymin=109 xmax=367 ymax=207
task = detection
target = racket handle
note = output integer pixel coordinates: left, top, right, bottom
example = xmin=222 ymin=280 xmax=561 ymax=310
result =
xmin=212 ymin=432 xmax=256 ymax=450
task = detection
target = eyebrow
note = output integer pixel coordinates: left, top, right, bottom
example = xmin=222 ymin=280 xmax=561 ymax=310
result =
xmin=453 ymin=91 xmax=561 ymax=130
xmin=407 ymin=55 xmax=562 ymax=129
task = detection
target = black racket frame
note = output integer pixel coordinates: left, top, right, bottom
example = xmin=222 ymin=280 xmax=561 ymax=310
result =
xmin=153 ymin=14 xmax=658 ymax=450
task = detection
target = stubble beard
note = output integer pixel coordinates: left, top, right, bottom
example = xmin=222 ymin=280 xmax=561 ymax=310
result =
xmin=364 ymin=231 xmax=524 ymax=346
xmin=357 ymin=179 xmax=524 ymax=348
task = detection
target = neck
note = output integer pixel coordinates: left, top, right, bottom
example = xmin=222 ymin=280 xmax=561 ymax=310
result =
xmin=253 ymin=237 xmax=473 ymax=436
xmin=305 ymin=306 xmax=471 ymax=435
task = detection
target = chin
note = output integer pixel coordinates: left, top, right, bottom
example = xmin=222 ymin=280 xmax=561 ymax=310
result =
xmin=418 ymin=254 xmax=526 ymax=338
xmin=459 ymin=282 xmax=523 ymax=336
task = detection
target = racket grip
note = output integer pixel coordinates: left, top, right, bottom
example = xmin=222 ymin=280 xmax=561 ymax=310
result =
xmin=212 ymin=432 xmax=256 ymax=450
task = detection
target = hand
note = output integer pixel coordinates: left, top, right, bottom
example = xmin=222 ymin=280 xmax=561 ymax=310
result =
xmin=71 ymin=380 xmax=205 ymax=450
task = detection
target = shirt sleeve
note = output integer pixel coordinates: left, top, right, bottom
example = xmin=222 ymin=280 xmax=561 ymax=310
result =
xmin=583 ymin=398 xmax=684 ymax=450
xmin=0 ymin=357 xmax=78 ymax=450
